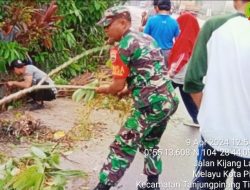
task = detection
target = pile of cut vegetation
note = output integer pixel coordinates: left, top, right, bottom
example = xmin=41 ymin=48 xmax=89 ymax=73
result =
xmin=0 ymin=112 xmax=72 ymax=146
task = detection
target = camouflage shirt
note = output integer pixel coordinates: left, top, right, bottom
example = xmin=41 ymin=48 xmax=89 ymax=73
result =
xmin=118 ymin=30 xmax=177 ymax=108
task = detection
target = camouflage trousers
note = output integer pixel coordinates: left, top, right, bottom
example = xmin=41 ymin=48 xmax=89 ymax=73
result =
xmin=99 ymin=100 xmax=178 ymax=186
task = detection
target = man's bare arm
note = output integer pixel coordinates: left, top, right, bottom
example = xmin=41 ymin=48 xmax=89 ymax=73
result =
xmin=191 ymin=92 xmax=203 ymax=109
xmin=7 ymin=76 xmax=32 ymax=89
xmin=96 ymin=78 xmax=126 ymax=95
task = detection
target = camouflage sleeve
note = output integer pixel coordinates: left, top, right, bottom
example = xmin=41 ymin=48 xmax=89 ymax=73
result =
xmin=118 ymin=35 xmax=140 ymax=65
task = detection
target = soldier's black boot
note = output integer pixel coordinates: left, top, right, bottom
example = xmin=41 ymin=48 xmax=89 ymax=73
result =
xmin=137 ymin=175 xmax=160 ymax=190
xmin=93 ymin=182 xmax=111 ymax=190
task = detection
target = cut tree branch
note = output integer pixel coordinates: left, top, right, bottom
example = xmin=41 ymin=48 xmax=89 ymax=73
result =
xmin=0 ymin=85 xmax=96 ymax=106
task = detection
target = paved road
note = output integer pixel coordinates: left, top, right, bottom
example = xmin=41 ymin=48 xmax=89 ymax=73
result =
xmin=116 ymin=96 xmax=201 ymax=190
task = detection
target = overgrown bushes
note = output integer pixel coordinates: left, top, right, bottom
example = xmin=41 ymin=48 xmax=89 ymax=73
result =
xmin=0 ymin=0 xmax=122 ymax=82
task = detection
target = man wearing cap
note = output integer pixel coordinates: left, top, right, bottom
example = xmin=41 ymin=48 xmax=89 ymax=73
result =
xmin=7 ymin=59 xmax=57 ymax=110
xmin=94 ymin=6 xmax=178 ymax=190
xmin=144 ymin=0 xmax=179 ymax=67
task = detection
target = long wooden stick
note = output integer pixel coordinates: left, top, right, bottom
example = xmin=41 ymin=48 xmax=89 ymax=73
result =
xmin=0 ymin=45 xmax=109 ymax=106
xmin=38 ymin=85 xmax=96 ymax=90
xmin=0 ymin=85 xmax=96 ymax=106
xmin=38 ymin=45 xmax=110 ymax=86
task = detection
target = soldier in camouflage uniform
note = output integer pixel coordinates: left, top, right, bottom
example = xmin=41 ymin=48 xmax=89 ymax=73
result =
xmin=94 ymin=6 xmax=178 ymax=190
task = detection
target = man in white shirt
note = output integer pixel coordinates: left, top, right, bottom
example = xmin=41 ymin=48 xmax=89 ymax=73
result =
xmin=184 ymin=0 xmax=250 ymax=189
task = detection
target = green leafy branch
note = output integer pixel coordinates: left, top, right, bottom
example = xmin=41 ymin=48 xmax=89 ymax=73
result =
xmin=0 ymin=146 xmax=85 ymax=190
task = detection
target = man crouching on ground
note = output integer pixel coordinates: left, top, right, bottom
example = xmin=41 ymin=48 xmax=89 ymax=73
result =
xmin=7 ymin=59 xmax=57 ymax=110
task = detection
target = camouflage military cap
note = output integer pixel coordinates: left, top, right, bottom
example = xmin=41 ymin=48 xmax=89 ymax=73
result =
xmin=97 ymin=6 xmax=131 ymax=27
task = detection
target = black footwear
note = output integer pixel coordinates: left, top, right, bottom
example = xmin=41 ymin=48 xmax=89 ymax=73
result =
xmin=93 ymin=183 xmax=111 ymax=190
xmin=137 ymin=175 xmax=160 ymax=190
xmin=28 ymin=101 xmax=45 ymax=111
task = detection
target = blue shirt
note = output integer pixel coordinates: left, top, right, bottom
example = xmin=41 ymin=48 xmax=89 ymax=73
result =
xmin=144 ymin=14 xmax=180 ymax=50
